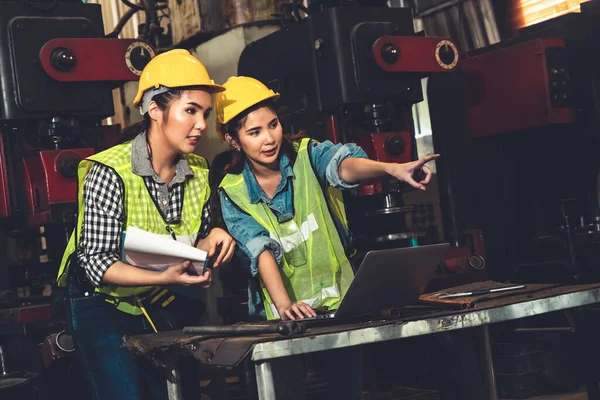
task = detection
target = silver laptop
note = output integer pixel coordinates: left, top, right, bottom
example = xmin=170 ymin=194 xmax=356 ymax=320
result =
xmin=302 ymin=243 xmax=450 ymax=322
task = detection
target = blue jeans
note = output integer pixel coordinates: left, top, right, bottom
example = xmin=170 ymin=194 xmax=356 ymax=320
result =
xmin=67 ymin=277 xmax=198 ymax=400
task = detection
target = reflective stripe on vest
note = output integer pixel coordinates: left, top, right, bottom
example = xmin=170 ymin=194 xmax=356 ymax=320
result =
xmin=220 ymin=138 xmax=354 ymax=320
xmin=56 ymin=140 xmax=210 ymax=315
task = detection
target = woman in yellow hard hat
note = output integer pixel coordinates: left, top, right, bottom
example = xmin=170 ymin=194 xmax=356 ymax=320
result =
xmin=215 ymin=76 xmax=438 ymax=399
xmin=57 ymin=49 xmax=235 ymax=400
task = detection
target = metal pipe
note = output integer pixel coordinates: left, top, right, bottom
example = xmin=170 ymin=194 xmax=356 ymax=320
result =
xmin=121 ymin=0 xmax=144 ymax=10
xmin=479 ymin=0 xmax=501 ymax=45
xmin=107 ymin=6 xmax=138 ymax=38
xmin=560 ymin=199 xmax=581 ymax=281
xmin=0 ymin=345 xmax=9 ymax=376
xmin=415 ymin=0 xmax=460 ymax=18
xmin=183 ymin=322 xmax=303 ymax=337
xmin=255 ymin=361 xmax=276 ymax=400
xmin=477 ymin=325 xmax=498 ymax=400
xmin=166 ymin=355 xmax=182 ymax=400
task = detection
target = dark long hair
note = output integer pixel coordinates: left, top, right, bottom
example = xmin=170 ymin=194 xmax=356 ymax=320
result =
xmin=220 ymin=99 xmax=302 ymax=174
xmin=118 ymin=89 xmax=186 ymax=144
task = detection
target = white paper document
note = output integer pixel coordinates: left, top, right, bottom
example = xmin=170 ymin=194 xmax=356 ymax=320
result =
xmin=122 ymin=227 xmax=207 ymax=275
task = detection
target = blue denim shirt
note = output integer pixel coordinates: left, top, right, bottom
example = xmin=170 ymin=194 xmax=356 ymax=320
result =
xmin=219 ymin=140 xmax=367 ymax=319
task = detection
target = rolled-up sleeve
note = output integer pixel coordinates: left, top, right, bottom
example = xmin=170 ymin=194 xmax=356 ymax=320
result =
xmin=77 ymin=164 xmax=125 ymax=287
xmin=309 ymin=141 xmax=368 ymax=189
xmin=219 ymin=191 xmax=283 ymax=277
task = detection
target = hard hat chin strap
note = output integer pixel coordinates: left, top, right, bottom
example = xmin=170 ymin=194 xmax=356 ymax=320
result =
xmin=139 ymin=86 xmax=172 ymax=115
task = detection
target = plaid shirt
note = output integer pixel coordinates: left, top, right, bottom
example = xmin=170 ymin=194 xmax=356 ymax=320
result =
xmin=76 ymin=133 xmax=211 ymax=286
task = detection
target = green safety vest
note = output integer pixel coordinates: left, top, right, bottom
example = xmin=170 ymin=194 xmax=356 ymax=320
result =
xmin=219 ymin=138 xmax=355 ymax=320
xmin=56 ymin=140 xmax=210 ymax=315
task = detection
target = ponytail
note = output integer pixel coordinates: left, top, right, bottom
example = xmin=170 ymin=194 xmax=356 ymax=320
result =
xmin=117 ymin=88 xmax=186 ymax=145
xmin=118 ymin=114 xmax=150 ymax=144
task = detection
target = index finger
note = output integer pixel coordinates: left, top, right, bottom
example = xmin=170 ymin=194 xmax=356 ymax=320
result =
xmin=302 ymin=304 xmax=317 ymax=317
xmin=419 ymin=166 xmax=433 ymax=184
xmin=416 ymin=154 xmax=440 ymax=167
xmin=285 ymin=309 xmax=295 ymax=321
xmin=212 ymin=243 xmax=225 ymax=267
xmin=291 ymin=304 xmax=305 ymax=319
xmin=213 ymin=246 xmax=227 ymax=267
xmin=405 ymin=175 xmax=425 ymax=191
xmin=221 ymin=241 xmax=236 ymax=265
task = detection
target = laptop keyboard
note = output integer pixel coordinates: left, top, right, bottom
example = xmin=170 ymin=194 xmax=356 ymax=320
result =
xmin=294 ymin=312 xmax=336 ymax=322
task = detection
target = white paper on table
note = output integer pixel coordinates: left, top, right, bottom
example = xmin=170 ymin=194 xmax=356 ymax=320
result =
xmin=122 ymin=226 xmax=208 ymax=275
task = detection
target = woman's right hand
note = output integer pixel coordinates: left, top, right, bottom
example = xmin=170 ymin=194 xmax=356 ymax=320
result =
xmin=160 ymin=261 xmax=212 ymax=287
xmin=279 ymin=301 xmax=317 ymax=320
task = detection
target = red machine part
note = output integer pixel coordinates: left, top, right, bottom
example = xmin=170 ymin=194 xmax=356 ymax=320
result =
xmin=40 ymin=331 xmax=75 ymax=369
xmin=462 ymin=37 xmax=573 ymax=138
xmin=325 ymin=113 xmax=413 ymax=164
xmin=23 ymin=148 xmax=94 ymax=226
xmin=326 ymin=115 xmax=342 ymax=144
xmin=444 ymin=229 xmax=487 ymax=275
xmin=40 ymin=38 xmax=155 ymax=82
xmin=372 ymin=36 xmax=459 ymax=73
xmin=326 ymin=115 xmax=414 ymax=196
xmin=425 ymin=229 xmax=488 ymax=293
xmin=353 ymin=130 xmax=413 ymax=196
xmin=358 ymin=181 xmax=385 ymax=196
xmin=352 ymin=131 xmax=412 ymax=164
xmin=0 ymin=304 xmax=52 ymax=325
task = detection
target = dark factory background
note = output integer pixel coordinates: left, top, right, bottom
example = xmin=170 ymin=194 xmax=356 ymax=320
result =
xmin=1 ymin=0 xmax=599 ymax=399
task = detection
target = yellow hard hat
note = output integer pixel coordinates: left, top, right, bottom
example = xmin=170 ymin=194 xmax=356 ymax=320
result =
xmin=133 ymin=49 xmax=224 ymax=109
xmin=215 ymin=76 xmax=280 ymax=139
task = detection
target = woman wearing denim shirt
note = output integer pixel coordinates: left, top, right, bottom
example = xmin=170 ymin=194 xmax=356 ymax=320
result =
xmin=220 ymin=132 xmax=366 ymax=318
xmin=217 ymin=77 xmax=438 ymax=322
xmin=215 ymin=76 xmax=438 ymax=399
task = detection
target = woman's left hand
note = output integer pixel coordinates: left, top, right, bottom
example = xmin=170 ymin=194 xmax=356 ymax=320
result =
xmin=387 ymin=154 xmax=440 ymax=191
xmin=199 ymin=228 xmax=236 ymax=267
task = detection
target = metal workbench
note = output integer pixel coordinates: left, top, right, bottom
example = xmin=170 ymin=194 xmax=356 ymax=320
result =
xmin=123 ymin=282 xmax=600 ymax=400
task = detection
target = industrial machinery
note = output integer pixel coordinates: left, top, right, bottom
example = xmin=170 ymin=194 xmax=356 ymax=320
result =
xmin=237 ymin=1 xmax=486 ymax=284
xmin=428 ymin=1 xmax=600 ymax=283
xmin=0 ymin=0 xmax=154 ymax=396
